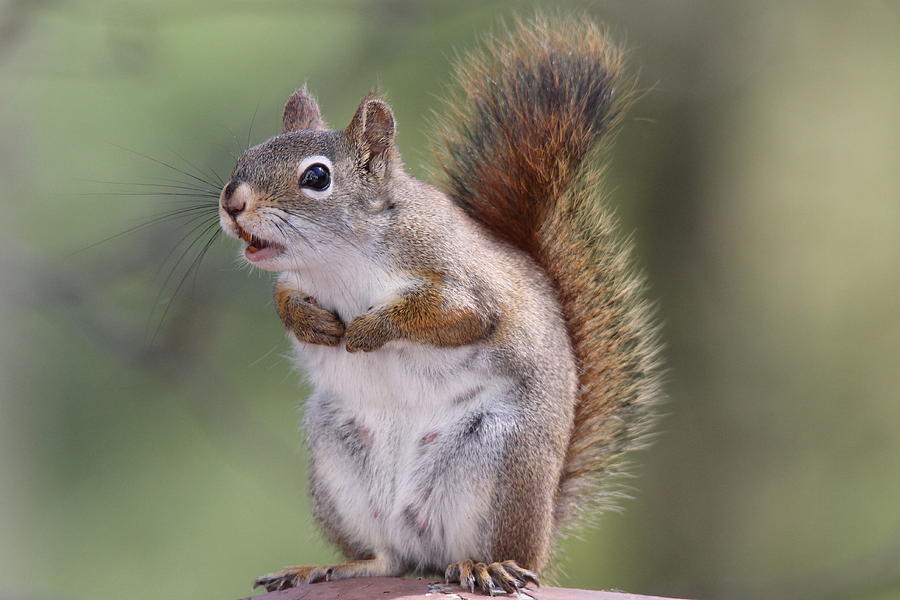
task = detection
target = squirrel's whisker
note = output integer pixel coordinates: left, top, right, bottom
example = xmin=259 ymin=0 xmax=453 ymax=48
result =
xmin=77 ymin=191 xmax=218 ymax=200
xmin=246 ymin=97 xmax=262 ymax=150
xmin=71 ymin=204 xmax=218 ymax=256
xmin=152 ymin=212 xmax=224 ymax=281
xmin=167 ymin=147 xmax=226 ymax=189
xmin=76 ymin=178 xmax=220 ymax=196
xmin=110 ymin=143 xmax=224 ymax=191
xmin=147 ymin=218 xmax=221 ymax=343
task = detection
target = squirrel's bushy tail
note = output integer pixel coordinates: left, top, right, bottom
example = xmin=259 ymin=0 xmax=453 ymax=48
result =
xmin=434 ymin=16 xmax=663 ymax=533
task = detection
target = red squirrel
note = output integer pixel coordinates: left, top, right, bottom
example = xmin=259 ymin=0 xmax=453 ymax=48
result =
xmin=217 ymin=16 xmax=661 ymax=595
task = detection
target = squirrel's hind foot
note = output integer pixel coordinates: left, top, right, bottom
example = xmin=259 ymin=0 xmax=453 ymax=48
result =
xmin=253 ymin=565 xmax=327 ymax=591
xmin=445 ymin=559 xmax=539 ymax=596
xmin=253 ymin=558 xmax=393 ymax=592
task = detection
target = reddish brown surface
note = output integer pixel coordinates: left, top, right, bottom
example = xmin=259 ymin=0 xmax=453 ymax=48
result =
xmin=237 ymin=577 xmax=688 ymax=600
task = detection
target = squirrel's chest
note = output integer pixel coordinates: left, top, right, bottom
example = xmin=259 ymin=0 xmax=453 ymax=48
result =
xmin=293 ymin=338 xmax=485 ymax=411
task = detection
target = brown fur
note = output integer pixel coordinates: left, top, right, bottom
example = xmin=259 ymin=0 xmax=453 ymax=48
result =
xmin=345 ymin=271 xmax=496 ymax=352
xmin=432 ymin=16 xmax=663 ymax=534
xmin=275 ymin=285 xmax=346 ymax=346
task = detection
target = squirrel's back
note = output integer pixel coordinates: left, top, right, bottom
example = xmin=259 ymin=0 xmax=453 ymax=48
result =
xmin=433 ymin=16 xmax=663 ymax=534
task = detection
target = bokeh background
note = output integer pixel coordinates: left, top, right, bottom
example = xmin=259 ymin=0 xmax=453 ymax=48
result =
xmin=1 ymin=1 xmax=898 ymax=599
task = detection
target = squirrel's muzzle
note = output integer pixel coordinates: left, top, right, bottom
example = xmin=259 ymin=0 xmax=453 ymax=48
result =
xmin=220 ymin=180 xmax=252 ymax=218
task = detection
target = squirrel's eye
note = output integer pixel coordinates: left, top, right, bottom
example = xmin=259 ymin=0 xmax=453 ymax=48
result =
xmin=299 ymin=163 xmax=330 ymax=191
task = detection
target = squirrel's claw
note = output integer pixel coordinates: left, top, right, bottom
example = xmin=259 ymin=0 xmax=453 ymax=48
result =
xmin=488 ymin=562 xmax=521 ymax=593
xmin=500 ymin=560 xmax=539 ymax=588
xmin=473 ymin=561 xmax=496 ymax=595
xmin=445 ymin=559 xmax=537 ymax=596
xmin=253 ymin=565 xmax=332 ymax=591
xmin=253 ymin=571 xmax=298 ymax=592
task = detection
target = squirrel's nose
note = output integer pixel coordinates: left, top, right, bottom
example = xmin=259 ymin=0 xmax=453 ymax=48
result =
xmin=220 ymin=180 xmax=247 ymax=218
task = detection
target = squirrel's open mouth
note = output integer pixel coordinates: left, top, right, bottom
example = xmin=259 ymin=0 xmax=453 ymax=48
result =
xmin=235 ymin=224 xmax=285 ymax=263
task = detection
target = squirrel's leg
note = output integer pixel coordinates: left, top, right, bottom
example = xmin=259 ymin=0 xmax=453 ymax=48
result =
xmin=253 ymin=555 xmax=401 ymax=592
xmin=344 ymin=273 xmax=494 ymax=352
xmin=274 ymin=277 xmax=345 ymax=346
xmin=445 ymin=414 xmax=562 ymax=595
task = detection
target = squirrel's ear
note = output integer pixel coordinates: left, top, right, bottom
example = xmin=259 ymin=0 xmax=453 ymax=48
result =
xmin=345 ymin=93 xmax=396 ymax=172
xmin=283 ymin=85 xmax=326 ymax=132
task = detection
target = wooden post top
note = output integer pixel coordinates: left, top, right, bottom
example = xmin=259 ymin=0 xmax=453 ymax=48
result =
xmin=237 ymin=576 xmax=689 ymax=600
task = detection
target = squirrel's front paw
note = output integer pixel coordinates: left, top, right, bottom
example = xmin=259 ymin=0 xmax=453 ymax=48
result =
xmin=445 ymin=559 xmax=539 ymax=595
xmin=344 ymin=312 xmax=393 ymax=353
xmin=274 ymin=288 xmax=345 ymax=346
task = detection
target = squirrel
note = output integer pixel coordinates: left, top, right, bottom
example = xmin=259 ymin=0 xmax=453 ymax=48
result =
xmin=217 ymin=16 xmax=661 ymax=596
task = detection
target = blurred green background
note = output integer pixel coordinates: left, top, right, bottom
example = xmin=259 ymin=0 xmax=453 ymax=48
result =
xmin=1 ymin=1 xmax=898 ymax=599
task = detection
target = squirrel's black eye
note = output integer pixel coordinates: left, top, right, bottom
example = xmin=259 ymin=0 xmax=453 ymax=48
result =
xmin=299 ymin=163 xmax=330 ymax=191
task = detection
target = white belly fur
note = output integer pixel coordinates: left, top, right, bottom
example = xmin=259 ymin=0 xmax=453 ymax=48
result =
xmin=294 ymin=336 xmax=514 ymax=568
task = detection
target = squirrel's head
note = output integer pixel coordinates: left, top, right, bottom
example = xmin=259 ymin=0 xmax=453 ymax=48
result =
xmin=218 ymin=86 xmax=399 ymax=272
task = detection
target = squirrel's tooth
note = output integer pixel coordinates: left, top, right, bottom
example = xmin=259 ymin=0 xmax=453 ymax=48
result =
xmin=247 ymin=245 xmax=259 ymax=253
